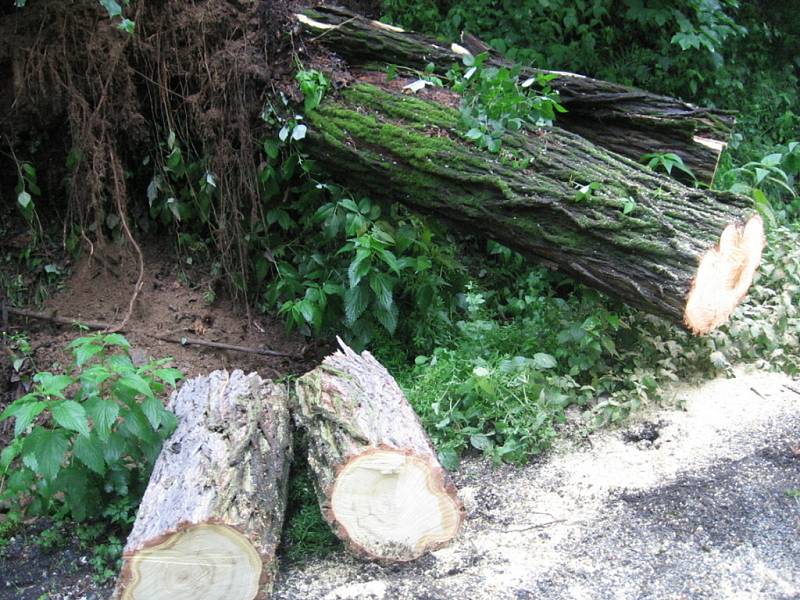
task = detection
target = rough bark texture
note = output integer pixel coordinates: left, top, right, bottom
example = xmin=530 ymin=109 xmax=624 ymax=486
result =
xmin=294 ymin=340 xmax=464 ymax=562
xmin=303 ymin=82 xmax=760 ymax=331
xmin=114 ymin=370 xmax=292 ymax=600
xmin=298 ymin=5 xmax=734 ymax=183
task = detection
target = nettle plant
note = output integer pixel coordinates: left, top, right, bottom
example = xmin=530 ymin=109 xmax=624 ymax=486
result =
xmin=720 ymin=141 xmax=800 ymax=223
xmin=450 ymin=52 xmax=566 ymax=152
xmin=0 ymin=334 xmax=182 ymax=521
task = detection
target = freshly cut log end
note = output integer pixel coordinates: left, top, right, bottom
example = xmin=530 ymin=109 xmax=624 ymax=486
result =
xmin=114 ymin=371 xmax=292 ymax=600
xmin=295 ymin=340 xmax=464 ymax=562
xmin=119 ymin=524 xmax=262 ymax=600
xmin=684 ymin=215 xmax=765 ymax=334
xmin=331 ymin=449 xmax=463 ymax=561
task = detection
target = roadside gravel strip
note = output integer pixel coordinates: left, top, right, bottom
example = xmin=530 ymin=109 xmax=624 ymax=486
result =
xmin=274 ymin=366 xmax=800 ymax=600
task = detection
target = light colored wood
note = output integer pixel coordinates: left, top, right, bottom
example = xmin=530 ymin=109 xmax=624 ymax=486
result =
xmin=295 ymin=340 xmax=464 ymax=562
xmin=684 ymin=215 xmax=764 ymax=334
xmin=114 ymin=370 xmax=292 ymax=600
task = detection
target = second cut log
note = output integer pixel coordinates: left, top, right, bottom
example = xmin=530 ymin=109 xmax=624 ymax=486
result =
xmin=295 ymin=340 xmax=464 ymax=562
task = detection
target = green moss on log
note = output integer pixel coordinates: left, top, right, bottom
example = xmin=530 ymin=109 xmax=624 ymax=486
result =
xmin=304 ymin=83 xmax=757 ymax=328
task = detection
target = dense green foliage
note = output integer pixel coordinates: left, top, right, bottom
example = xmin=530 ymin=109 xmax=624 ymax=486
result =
xmin=0 ymin=334 xmax=182 ymax=521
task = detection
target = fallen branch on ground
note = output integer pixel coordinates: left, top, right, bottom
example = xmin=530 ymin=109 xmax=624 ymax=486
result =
xmin=4 ymin=306 xmax=303 ymax=359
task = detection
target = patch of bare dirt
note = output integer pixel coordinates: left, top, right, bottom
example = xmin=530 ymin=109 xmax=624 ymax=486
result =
xmin=1 ymin=236 xmax=332 ymax=448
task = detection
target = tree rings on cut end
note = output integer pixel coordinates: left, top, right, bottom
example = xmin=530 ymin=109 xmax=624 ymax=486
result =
xmin=684 ymin=214 xmax=765 ymax=335
xmin=331 ymin=449 xmax=463 ymax=561
xmin=119 ymin=524 xmax=262 ymax=600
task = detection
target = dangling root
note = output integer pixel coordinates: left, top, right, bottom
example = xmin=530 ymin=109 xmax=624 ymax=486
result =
xmin=104 ymin=145 xmax=144 ymax=334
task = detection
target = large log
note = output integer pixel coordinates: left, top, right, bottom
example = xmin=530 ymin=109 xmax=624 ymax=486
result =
xmin=294 ymin=340 xmax=464 ymax=562
xmin=297 ymin=6 xmax=734 ymax=183
xmin=114 ymin=371 xmax=292 ymax=600
xmin=304 ymin=81 xmax=763 ymax=334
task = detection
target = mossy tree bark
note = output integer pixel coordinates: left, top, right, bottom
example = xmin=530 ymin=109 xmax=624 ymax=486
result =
xmin=297 ymin=5 xmax=734 ymax=184
xmin=294 ymin=340 xmax=464 ymax=562
xmin=304 ymin=82 xmax=763 ymax=334
xmin=114 ymin=371 xmax=292 ymax=600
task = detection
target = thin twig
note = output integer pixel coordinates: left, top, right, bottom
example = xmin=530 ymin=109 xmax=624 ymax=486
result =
xmin=153 ymin=335 xmax=302 ymax=359
xmin=489 ymin=518 xmax=568 ymax=533
xmin=783 ymin=383 xmax=800 ymax=397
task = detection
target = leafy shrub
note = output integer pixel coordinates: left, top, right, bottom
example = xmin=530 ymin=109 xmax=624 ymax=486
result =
xmin=263 ymin=188 xmax=465 ymax=352
xmin=0 ymin=333 xmax=182 ymax=521
xmin=450 ymin=52 xmax=565 ymax=152
xmin=718 ymin=141 xmax=800 ymax=223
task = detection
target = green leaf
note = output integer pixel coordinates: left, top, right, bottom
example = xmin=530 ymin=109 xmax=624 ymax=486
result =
xmin=103 ymin=333 xmax=130 ymax=348
xmin=1 ymin=440 xmax=22 ymax=471
xmin=79 ymin=365 xmax=113 ymax=388
xmin=438 ymin=448 xmax=460 ymax=470
xmin=33 ymin=373 xmax=74 ymax=398
xmin=465 ymin=128 xmax=483 ymax=140
xmin=99 ymin=0 xmax=123 ymax=18
xmin=117 ymin=18 xmax=135 ymax=34
xmin=347 ymin=249 xmax=371 ymax=288
xmin=533 ymin=353 xmax=557 ymax=369
xmin=51 ymin=401 xmax=90 ymax=437
xmin=25 ymin=428 xmax=69 ymax=480
xmin=292 ymin=124 xmax=308 ymax=141
xmin=141 ymin=396 xmax=163 ymax=430
xmin=374 ymin=302 xmax=399 ymax=335
xmin=17 ymin=190 xmax=32 ymax=209
xmin=75 ymin=343 xmax=103 ymax=367
xmin=154 ymin=368 xmax=183 ymax=387
xmin=344 ymin=284 xmax=370 ymax=325
xmin=470 ymin=434 xmax=492 ymax=451
xmin=72 ymin=434 xmax=106 ymax=475
xmin=102 ymin=432 xmax=126 ymax=464
xmin=369 ymin=272 xmax=394 ymax=311
xmin=12 ymin=401 xmax=47 ymax=437
xmin=57 ymin=466 xmax=90 ymax=521
xmin=119 ymin=373 xmax=155 ymax=398
xmin=263 ymin=139 xmax=280 ymax=160
xmin=85 ymin=397 xmax=120 ymax=439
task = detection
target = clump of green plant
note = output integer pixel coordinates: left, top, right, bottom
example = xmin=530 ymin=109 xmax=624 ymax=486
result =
xmin=281 ymin=441 xmax=339 ymax=561
xmin=450 ymin=52 xmax=565 ymax=152
xmin=14 ymin=160 xmax=41 ymax=230
xmin=147 ymin=130 xmax=218 ymax=229
xmin=641 ymin=152 xmax=697 ymax=182
xmin=0 ymin=333 xmax=183 ymax=521
xmin=263 ymin=185 xmax=465 ymax=352
xmin=0 ymin=512 xmax=21 ymax=555
xmin=718 ymin=141 xmax=800 ymax=223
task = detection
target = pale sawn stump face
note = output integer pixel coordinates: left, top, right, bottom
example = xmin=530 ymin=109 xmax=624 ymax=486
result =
xmin=295 ymin=342 xmax=465 ymax=562
xmin=331 ymin=449 xmax=462 ymax=559
xmin=121 ymin=524 xmax=261 ymax=600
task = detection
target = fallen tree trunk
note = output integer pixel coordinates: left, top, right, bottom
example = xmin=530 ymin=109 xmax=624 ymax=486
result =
xmin=304 ymin=82 xmax=763 ymax=334
xmin=297 ymin=6 xmax=734 ymax=183
xmin=294 ymin=340 xmax=464 ymax=562
xmin=114 ymin=371 xmax=292 ymax=600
